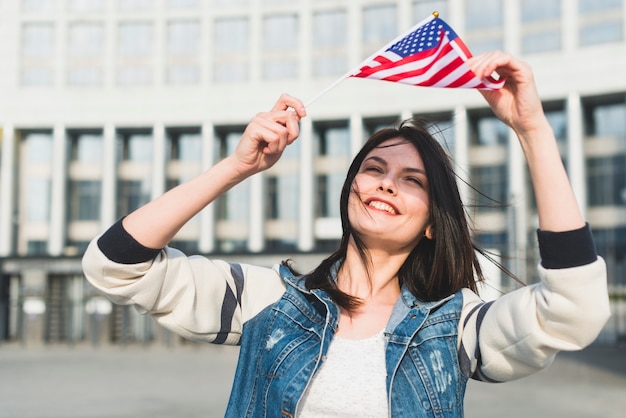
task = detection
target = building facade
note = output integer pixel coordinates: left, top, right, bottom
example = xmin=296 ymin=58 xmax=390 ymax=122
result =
xmin=0 ymin=0 xmax=624 ymax=346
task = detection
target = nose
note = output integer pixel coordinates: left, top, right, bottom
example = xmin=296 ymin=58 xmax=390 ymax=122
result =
xmin=378 ymin=176 xmax=397 ymax=195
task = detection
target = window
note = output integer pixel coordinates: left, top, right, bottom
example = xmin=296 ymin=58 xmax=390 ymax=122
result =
xmin=166 ymin=0 xmax=199 ymax=9
xmin=68 ymin=22 xmax=104 ymax=86
xmin=363 ymin=4 xmax=397 ymax=48
xmin=166 ymin=20 xmax=200 ymax=84
xmin=471 ymin=165 xmax=508 ymax=210
xmin=117 ymin=0 xmax=154 ymax=12
xmin=471 ymin=116 xmax=509 ymax=146
xmin=215 ymin=128 xmax=249 ymax=252
xmin=68 ymin=180 xmax=101 ymax=221
xmin=68 ymin=23 xmax=104 ymax=58
xmin=312 ymin=10 xmax=347 ymax=77
xmin=166 ymin=128 xmax=202 ymax=187
xmin=413 ymin=0 xmax=448 ymax=23
xmin=22 ymin=0 xmax=57 ymax=12
xmin=117 ymin=180 xmax=151 ymax=216
xmin=578 ymin=0 xmax=623 ymax=46
xmin=593 ymin=227 xmax=626 ymax=287
xmin=587 ymin=155 xmax=626 ymax=206
xmin=314 ymin=124 xmax=350 ymax=219
xmin=21 ymin=23 xmax=55 ymax=59
xmin=26 ymin=178 xmax=51 ymax=222
xmin=214 ymin=17 xmax=249 ymax=82
xmin=68 ymin=0 xmax=105 ymax=12
xmin=69 ymin=131 xmax=103 ymax=163
xmin=520 ymin=0 xmax=561 ymax=54
xmin=464 ymin=0 xmax=504 ymax=54
xmin=262 ymin=14 xmax=298 ymax=79
xmin=117 ymin=130 xmax=153 ymax=162
xmin=24 ymin=131 xmax=53 ymax=162
xmin=117 ymin=22 xmax=154 ymax=85
xmin=118 ymin=22 xmax=153 ymax=57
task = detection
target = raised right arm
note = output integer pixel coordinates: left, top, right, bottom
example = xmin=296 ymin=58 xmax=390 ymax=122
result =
xmin=123 ymin=94 xmax=306 ymax=249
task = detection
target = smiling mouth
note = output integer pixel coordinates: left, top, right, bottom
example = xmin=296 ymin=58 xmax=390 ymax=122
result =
xmin=367 ymin=200 xmax=398 ymax=215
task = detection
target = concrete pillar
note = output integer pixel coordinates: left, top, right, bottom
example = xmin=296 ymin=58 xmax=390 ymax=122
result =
xmin=349 ymin=113 xmax=363 ymax=157
xmin=48 ymin=124 xmax=66 ymax=256
xmin=198 ymin=122 xmax=215 ymax=253
xmin=508 ymin=129 xmax=527 ymax=279
xmin=248 ymin=173 xmax=265 ymax=253
xmin=100 ymin=123 xmax=117 ymax=229
xmin=453 ymin=106 xmax=470 ymax=206
xmin=567 ymin=92 xmax=587 ymax=218
xmin=298 ymin=117 xmax=314 ymax=251
xmin=151 ymin=123 xmax=166 ymax=200
xmin=0 ymin=124 xmax=16 ymax=256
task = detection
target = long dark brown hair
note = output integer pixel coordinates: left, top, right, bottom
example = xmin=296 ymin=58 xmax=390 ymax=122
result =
xmin=286 ymin=119 xmax=486 ymax=309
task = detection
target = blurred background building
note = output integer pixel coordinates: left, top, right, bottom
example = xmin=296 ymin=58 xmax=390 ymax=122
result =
xmin=0 ymin=0 xmax=624 ymax=346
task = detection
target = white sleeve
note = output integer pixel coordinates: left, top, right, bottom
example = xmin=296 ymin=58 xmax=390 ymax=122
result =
xmin=81 ymin=238 xmax=286 ymax=345
xmin=458 ymin=257 xmax=610 ymax=382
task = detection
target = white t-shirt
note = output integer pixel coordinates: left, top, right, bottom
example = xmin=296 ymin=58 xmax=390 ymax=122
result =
xmin=298 ymin=329 xmax=389 ymax=417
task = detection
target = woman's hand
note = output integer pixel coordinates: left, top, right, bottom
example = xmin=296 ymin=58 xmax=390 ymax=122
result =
xmin=468 ymin=52 xmax=549 ymax=137
xmin=231 ymin=93 xmax=306 ymax=178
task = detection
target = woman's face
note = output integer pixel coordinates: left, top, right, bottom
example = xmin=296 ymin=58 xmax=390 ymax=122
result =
xmin=348 ymin=138 xmax=431 ymax=254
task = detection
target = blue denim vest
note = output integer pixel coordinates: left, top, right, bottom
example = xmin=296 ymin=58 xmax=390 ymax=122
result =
xmin=225 ymin=265 xmax=467 ymax=417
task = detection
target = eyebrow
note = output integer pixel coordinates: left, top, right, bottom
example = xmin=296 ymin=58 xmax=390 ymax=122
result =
xmin=364 ymin=155 xmax=427 ymax=176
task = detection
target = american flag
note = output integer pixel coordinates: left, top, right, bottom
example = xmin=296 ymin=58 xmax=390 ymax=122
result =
xmin=351 ymin=15 xmax=504 ymax=90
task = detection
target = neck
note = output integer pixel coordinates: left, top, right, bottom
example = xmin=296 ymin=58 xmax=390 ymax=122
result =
xmin=337 ymin=238 xmax=406 ymax=304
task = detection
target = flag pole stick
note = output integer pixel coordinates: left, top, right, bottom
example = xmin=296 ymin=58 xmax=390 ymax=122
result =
xmin=304 ymin=74 xmax=350 ymax=108
xmin=304 ymin=12 xmax=439 ymax=109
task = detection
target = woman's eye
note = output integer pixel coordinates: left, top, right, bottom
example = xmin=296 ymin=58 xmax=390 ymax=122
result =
xmin=406 ymin=177 xmax=422 ymax=186
xmin=365 ymin=166 xmax=382 ymax=173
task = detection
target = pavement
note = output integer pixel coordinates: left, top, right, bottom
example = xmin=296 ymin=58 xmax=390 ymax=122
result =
xmin=1 ymin=342 xmax=625 ymax=418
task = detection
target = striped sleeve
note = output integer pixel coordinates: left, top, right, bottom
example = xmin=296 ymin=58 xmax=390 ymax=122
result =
xmin=82 ymin=235 xmax=286 ymax=345
xmin=458 ymin=257 xmax=609 ymax=382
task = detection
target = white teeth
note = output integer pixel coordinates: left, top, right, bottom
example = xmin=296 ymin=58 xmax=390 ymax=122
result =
xmin=368 ymin=200 xmax=396 ymax=214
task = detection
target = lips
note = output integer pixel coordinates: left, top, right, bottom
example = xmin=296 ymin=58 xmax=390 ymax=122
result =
xmin=365 ymin=198 xmax=399 ymax=215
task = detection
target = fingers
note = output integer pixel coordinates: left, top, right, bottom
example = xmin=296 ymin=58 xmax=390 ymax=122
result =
xmin=271 ymin=93 xmax=307 ymax=119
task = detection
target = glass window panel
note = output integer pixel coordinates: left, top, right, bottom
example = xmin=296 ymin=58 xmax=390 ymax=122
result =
xmin=68 ymin=23 xmax=104 ymax=58
xmin=70 ymin=132 xmax=103 ymax=163
xmin=21 ymin=69 xmax=53 ymax=86
xmin=315 ymin=125 xmax=349 ymax=218
xmin=587 ymin=155 xmax=626 ymax=206
xmin=521 ymin=0 xmax=560 ymax=22
xmin=465 ymin=0 xmax=503 ymax=29
xmin=588 ymin=102 xmax=626 ymax=137
xmin=471 ymin=165 xmax=508 ymax=209
xmin=167 ymin=20 xmax=200 ymax=55
xmin=116 ymin=68 xmax=153 ymax=85
xmin=68 ymin=180 xmax=102 ymax=221
xmin=24 ymin=132 xmax=53 ymax=162
xmin=22 ymin=0 xmax=57 ymax=12
xmin=118 ymin=22 xmax=153 ymax=57
xmin=473 ymin=116 xmax=509 ymax=146
xmin=68 ymin=68 xmax=102 ymax=86
xmin=579 ymin=0 xmax=622 ymax=13
xmin=313 ymin=10 xmax=347 ymax=47
xmin=363 ymin=4 xmax=397 ymax=44
xmin=166 ymin=0 xmax=199 ymax=9
xmin=413 ymin=0 xmax=448 ymax=22
xmin=544 ymin=109 xmax=567 ymax=142
xmin=579 ymin=21 xmax=623 ymax=46
xmin=263 ymin=60 xmax=297 ymax=80
xmin=263 ymin=15 xmax=298 ymax=50
xmin=521 ymin=30 xmax=561 ymax=54
xmin=214 ymin=18 xmax=249 ymax=53
xmin=117 ymin=0 xmax=154 ymax=11
xmin=22 ymin=23 xmax=55 ymax=58
xmin=117 ymin=130 xmax=153 ymax=162
xmin=68 ymin=0 xmax=105 ymax=12
xmin=26 ymin=178 xmax=51 ymax=221
xmin=216 ymin=131 xmax=249 ymax=222
xmin=117 ymin=180 xmax=152 ymax=216
xmin=167 ymin=66 xmax=199 ymax=84
xmin=214 ymin=62 xmax=249 ymax=82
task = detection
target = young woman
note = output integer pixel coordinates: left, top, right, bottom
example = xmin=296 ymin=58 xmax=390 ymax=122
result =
xmin=82 ymin=52 xmax=610 ymax=417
